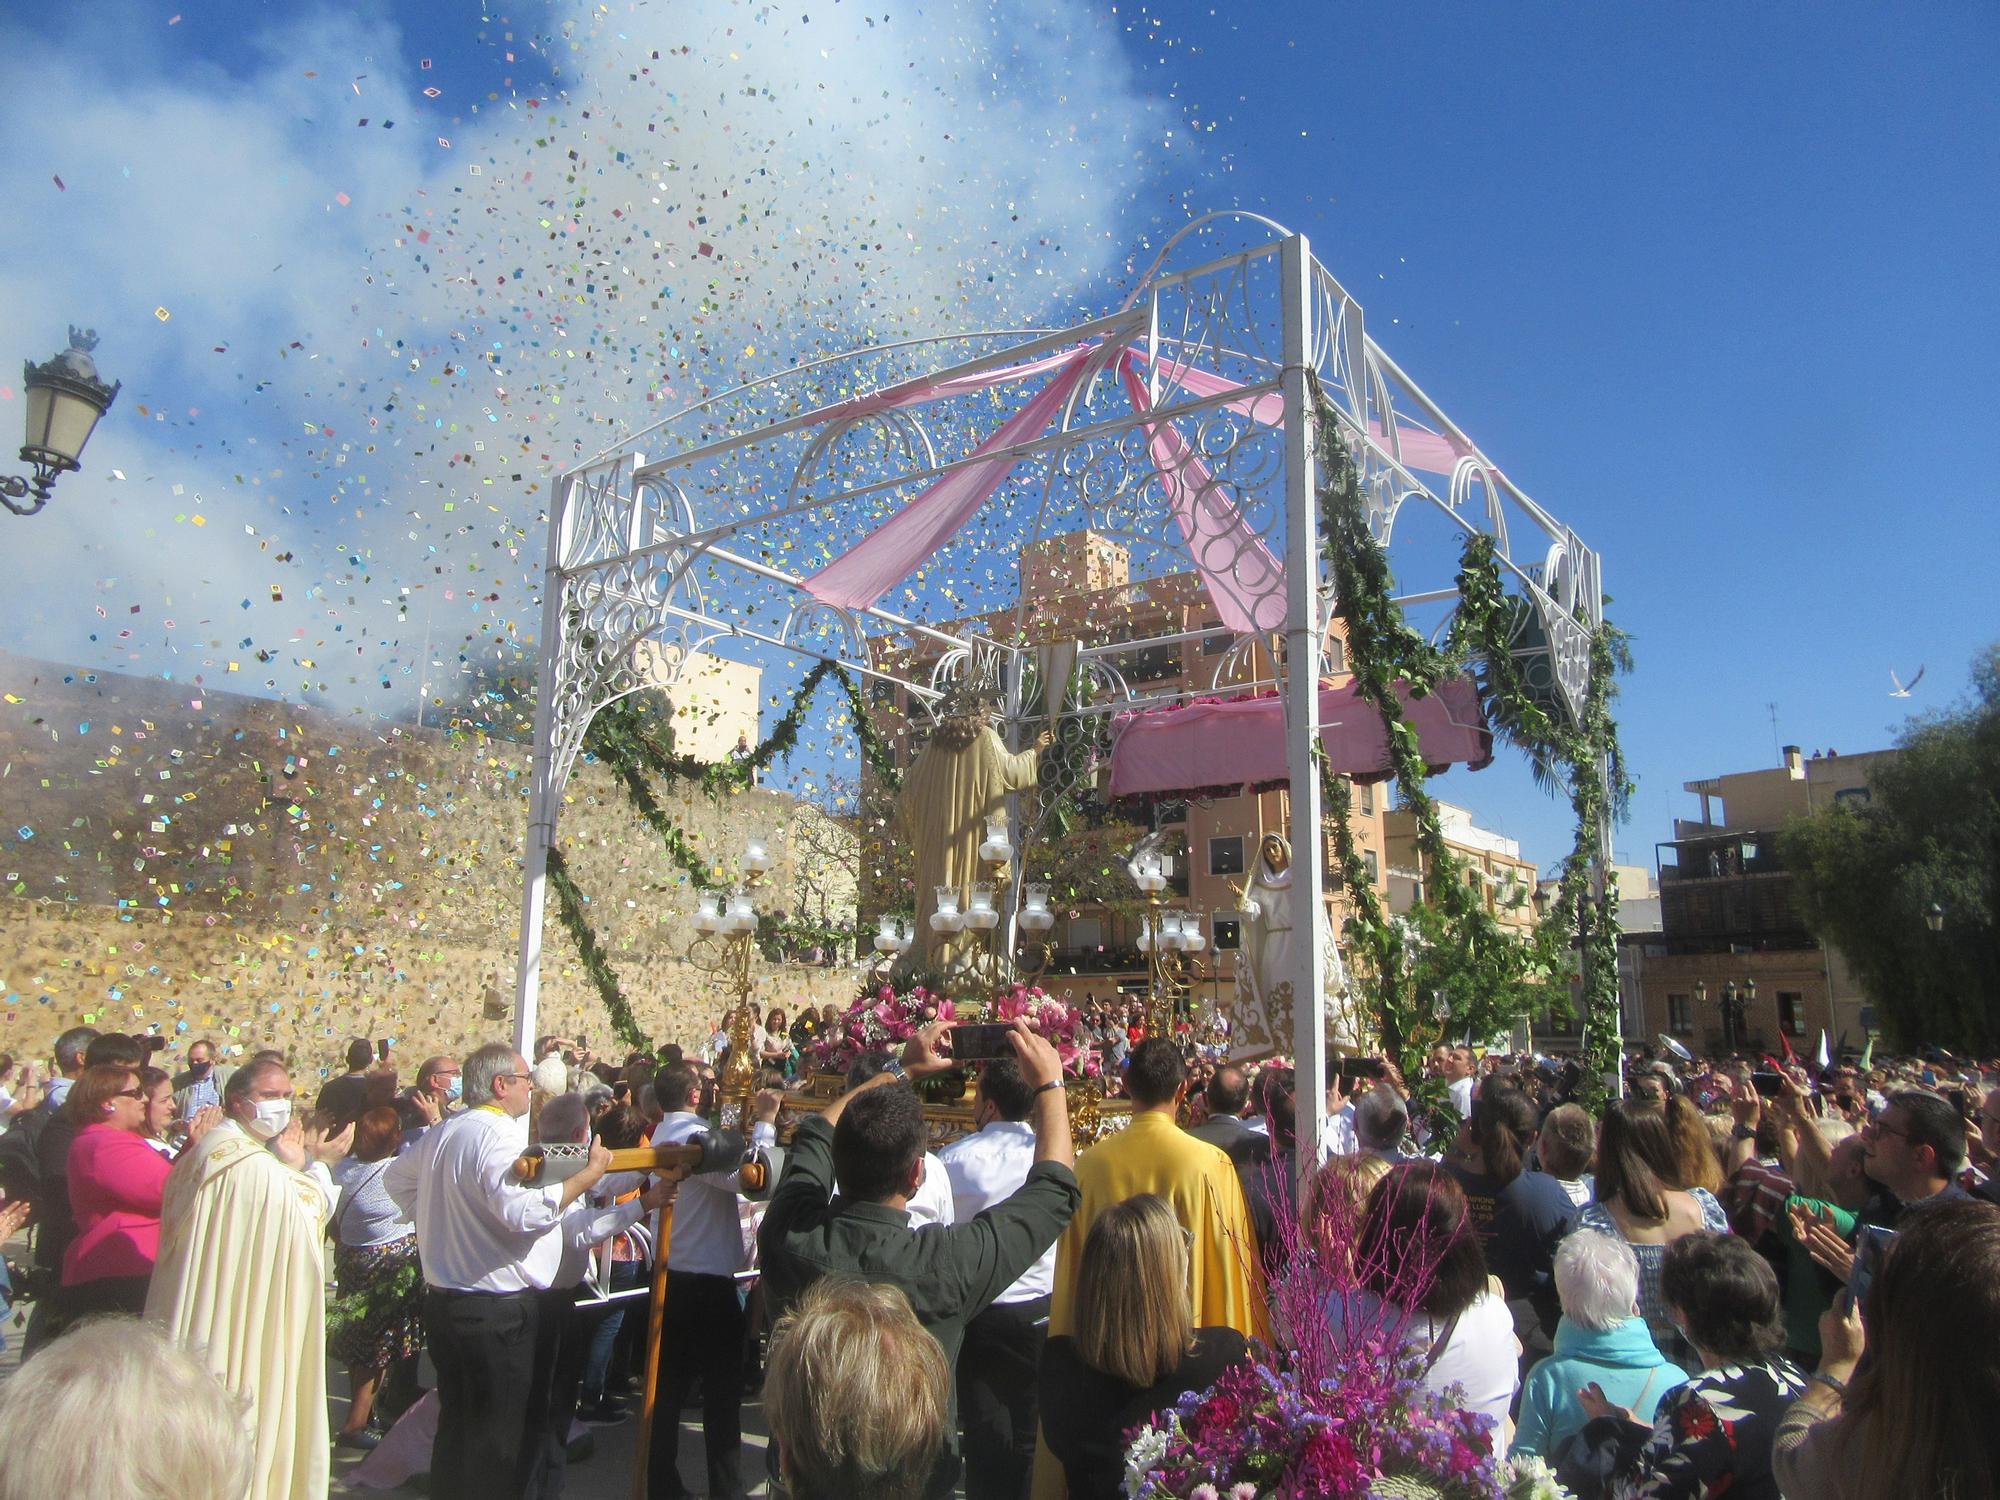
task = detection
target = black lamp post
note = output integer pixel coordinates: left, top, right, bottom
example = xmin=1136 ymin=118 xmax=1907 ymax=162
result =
xmin=2 ymin=328 xmax=121 ymax=517
xmin=1698 ymin=977 xmax=1754 ymax=1054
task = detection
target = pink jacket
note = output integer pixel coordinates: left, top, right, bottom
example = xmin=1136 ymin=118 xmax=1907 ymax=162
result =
xmin=63 ymin=1123 xmax=171 ymax=1285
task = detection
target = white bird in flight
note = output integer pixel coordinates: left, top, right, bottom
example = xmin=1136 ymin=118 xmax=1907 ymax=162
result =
xmin=1889 ymin=665 xmax=1926 ymax=698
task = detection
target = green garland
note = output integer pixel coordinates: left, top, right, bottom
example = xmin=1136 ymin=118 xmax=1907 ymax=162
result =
xmin=1452 ymin=534 xmax=1633 ymax=1098
xmin=550 ymin=658 xmax=899 ymax=1044
xmin=1311 ymin=380 xmax=1631 ymax=1103
xmin=546 ymin=847 xmax=653 ymax=1052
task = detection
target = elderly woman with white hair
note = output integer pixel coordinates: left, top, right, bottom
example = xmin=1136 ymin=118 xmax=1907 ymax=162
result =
xmin=1511 ymin=1230 xmax=1691 ymax=1463
xmin=0 ymin=1317 xmax=252 ymax=1500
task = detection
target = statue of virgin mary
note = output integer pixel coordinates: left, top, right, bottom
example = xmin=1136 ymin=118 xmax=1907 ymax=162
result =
xmin=1227 ymin=832 xmax=1370 ymax=1063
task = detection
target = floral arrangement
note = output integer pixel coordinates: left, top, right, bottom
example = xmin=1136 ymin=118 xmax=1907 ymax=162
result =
xmin=1121 ymin=1151 xmax=1572 ymax=1500
xmin=804 ymin=984 xmax=957 ymax=1078
xmin=1122 ymin=1343 xmax=1569 ymax=1499
xmin=803 ymin=981 xmax=1098 ymax=1079
xmin=990 ymin=982 xmax=1099 ymax=1077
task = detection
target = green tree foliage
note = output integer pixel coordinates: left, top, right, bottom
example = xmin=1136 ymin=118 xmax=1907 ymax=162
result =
xmin=1779 ymin=645 xmax=2000 ymax=1051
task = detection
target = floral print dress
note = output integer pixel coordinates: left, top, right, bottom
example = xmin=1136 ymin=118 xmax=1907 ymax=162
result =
xmin=1610 ymin=1357 xmax=1807 ymax=1500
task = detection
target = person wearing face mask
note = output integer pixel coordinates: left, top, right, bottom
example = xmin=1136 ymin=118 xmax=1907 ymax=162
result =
xmin=395 ymin=1054 xmax=462 ymax=1150
xmin=147 ymin=1056 xmax=353 ymax=1500
xmin=172 ymin=1037 xmax=235 ymax=1124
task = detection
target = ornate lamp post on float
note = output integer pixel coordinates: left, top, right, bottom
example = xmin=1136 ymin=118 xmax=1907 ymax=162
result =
xmin=1129 ymin=848 xmax=1214 ymax=1043
xmin=4 ymin=328 xmax=120 ymax=517
xmin=686 ymin=833 xmax=776 ymax=1129
xmin=927 ymin=813 xmax=1054 ymax=1000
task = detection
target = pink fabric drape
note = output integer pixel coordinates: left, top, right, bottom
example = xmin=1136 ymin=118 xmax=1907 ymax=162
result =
xmin=1106 ymin=675 xmax=1494 ymax=796
xmin=1116 ymin=357 xmax=1286 ymax=633
xmin=797 ymin=342 xmax=1478 ymax=622
xmin=803 ymin=349 xmax=1098 ymax=610
xmin=1156 ymin=360 xmax=1475 ymax=475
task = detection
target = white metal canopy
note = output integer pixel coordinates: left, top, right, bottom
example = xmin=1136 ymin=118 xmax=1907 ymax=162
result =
xmin=513 ymin=217 xmax=1609 ymax=1154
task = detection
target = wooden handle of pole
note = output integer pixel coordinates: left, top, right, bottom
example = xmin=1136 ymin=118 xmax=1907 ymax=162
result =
xmin=508 ymin=1143 xmax=704 ymax=1184
xmin=510 ymin=1143 xmax=769 ymax=1196
xmin=632 ymin=1205 xmax=674 ymax=1500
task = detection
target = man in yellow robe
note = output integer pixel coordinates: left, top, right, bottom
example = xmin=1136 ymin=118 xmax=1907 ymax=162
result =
xmin=1033 ymin=1038 xmax=1266 ymax=1497
xmin=148 ymin=1056 xmax=347 ymax=1500
xmin=1047 ymin=1037 xmax=1264 ymax=1338
xmin=897 ymin=694 xmax=1049 ymax=972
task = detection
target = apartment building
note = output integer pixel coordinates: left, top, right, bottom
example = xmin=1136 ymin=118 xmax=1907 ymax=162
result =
xmin=1638 ymin=746 xmax=1892 ymax=1055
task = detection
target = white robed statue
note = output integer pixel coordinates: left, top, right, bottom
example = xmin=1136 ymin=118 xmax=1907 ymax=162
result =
xmin=897 ymin=686 xmax=1050 ymax=974
xmin=1227 ymin=832 xmax=1370 ymax=1063
xmin=147 ymin=1076 xmax=333 ymax=1500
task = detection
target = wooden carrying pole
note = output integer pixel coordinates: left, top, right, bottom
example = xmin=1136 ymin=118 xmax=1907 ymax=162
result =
xmin=632 ymin=1207 xmax=674 ymax=1500
xmin=628 ymin=1155 xmax=767 ymax=1500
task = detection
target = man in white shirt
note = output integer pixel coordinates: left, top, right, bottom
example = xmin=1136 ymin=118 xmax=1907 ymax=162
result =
xmin=384 ymin=1042 xmax=615 ymax=1500
xmin=645 ymin=1062 xmax=781 ymax=1500
xmin=1434 ymin=1044 xmax=1477 ymax=1119
xmin=936 ymin=1057 xmax=1052 ymax=1500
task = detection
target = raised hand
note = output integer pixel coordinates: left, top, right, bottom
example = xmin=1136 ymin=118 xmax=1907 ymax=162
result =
xmin=184 ymin=1105 xmax=222 ymax=1148
xmin=273 ymin=1118 xmax=308 ymax=1169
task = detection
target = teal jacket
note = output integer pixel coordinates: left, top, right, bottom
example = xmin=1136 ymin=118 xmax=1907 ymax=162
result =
xmin=1511 ymin=1314 xmax=1691 ymax=1459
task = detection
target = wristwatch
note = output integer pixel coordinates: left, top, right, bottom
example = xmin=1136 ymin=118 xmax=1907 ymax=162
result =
xmin=883 ymin=1058 xmax=907 ymax=1083
xmin=1731 ymin=1123 xmax=1756 ymax=1142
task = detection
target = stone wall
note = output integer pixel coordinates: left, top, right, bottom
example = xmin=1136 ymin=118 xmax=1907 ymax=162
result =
xmin=0 ymin=653 xmax=858 ymax=1084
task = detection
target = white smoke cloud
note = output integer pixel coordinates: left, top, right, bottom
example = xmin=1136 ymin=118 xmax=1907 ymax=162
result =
xmin=0 ymin=0 xmax=1177 ymax=719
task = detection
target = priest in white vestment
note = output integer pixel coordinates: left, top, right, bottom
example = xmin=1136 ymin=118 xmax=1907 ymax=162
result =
xmin=148 ymin=1057 xmax=351 ymax=1500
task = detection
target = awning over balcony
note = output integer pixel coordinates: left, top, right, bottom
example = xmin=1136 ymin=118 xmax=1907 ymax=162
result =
xmin=1106 ymin=675 xmax=1494 ymax=797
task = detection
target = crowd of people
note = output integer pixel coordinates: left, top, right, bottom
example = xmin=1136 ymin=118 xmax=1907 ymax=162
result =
xmin=0 ymin=1013 xmax=1996 ymax=1500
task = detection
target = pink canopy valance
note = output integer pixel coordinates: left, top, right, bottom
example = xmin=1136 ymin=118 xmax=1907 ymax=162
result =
xmin=799 ymin=346 xmax=1482 ymax=632
xmin=1106 ymin=675 xmax=1494 ymax=797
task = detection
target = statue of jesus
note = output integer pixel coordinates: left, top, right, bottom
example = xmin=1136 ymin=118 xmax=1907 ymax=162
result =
xmin=896 ymin=691 xmax=1051 ymax=974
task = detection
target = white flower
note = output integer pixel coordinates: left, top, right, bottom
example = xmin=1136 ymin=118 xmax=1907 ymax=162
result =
xmin=1122 ymin=1420 xmax=1172 ymax=1498
xmin=1498 ymin=1454 xmax=1574 ymax=1500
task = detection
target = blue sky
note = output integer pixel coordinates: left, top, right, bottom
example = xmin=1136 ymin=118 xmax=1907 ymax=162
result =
xmin=2 ymin=0 xmax=1995 ymax=875
xmin=1110 ymin=3 xmax=2000 ymax=864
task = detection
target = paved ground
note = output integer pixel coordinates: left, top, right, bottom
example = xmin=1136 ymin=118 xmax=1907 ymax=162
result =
xmin=325 ymin=1359 xmax=778 ymax=1498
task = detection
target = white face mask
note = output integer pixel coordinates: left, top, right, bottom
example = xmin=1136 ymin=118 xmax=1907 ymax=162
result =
xmin=245 ymin=1098 xmax=293 ymax=1140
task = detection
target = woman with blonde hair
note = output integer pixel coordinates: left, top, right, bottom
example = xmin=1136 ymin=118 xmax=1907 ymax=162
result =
xmin=765 ymin=1278 xmax=950 ymax=1500
xmin=1039 ymin=1194 xmax=1251 ymax=1499
xmin=1300 ymin=1151 xmax=1394 ymax=1264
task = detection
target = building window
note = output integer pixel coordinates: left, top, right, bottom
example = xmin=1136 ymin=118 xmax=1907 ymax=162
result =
xmin=1362 ymin=848 xmax=1379 ymax=882
xmin=1356 ymin=781 xmax=1375 ymax=815
xmin=1208 ymin=836 xmax=1245 ymax=876
xmin=1778 ymin=991 xmax=1806 ymax=1037
xmin=1199 ymin=624 xmax=1230 ymax=656
xmin=1667 ymin=992 xmax=1693 ymax=1035
xmin=1325 ymin=637 xmax=1346 ymax=674
xmin=1211 ymin=916 xmax=1242 ymax=950
xmin=1067 ymin=917 xmax=1102 ymax=951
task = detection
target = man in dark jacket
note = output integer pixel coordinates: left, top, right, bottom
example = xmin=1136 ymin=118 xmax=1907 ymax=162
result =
xmin=1188 ymin=1065 xmax=1260 ymax=1165
xmin=758 ymin=1020 xmax=1079 ymax=1500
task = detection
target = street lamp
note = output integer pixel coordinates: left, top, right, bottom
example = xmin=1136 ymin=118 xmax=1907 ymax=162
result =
xmin=4 ymin=328 xmax=120 ymax=516
xmin=1926 ymin=902 xmax=1946 ymax=934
